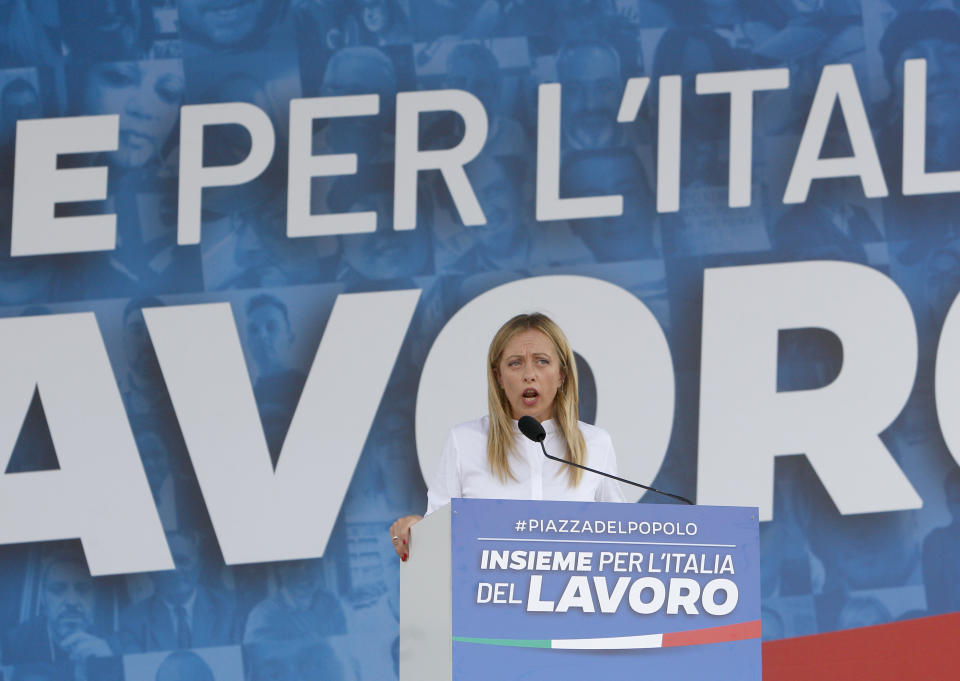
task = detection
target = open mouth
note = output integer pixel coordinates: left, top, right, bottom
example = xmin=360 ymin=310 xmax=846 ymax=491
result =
xmin=521 ymin=388 xmax=539 ymax=405
xmin=120 ymin=129 xmax=154 ymax=149
xmin=203 ymin=0 xmax=256 ymax=26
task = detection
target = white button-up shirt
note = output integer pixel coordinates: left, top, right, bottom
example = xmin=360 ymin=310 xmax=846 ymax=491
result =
xmin=426 ymin=416 xmax=626 ymax=514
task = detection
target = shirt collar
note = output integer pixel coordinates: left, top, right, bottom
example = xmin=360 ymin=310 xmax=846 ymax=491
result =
xmin=510 ymin=418 xmax=558 ymax=435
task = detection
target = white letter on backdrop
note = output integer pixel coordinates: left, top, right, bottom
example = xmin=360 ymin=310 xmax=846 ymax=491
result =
xmin=536 ymin=83 xmax=623 ymax=221
xmin=144 ymin=291 xmax=420 ymax=565
xmin=287 ymin=95 xmax=380 ymax=237
xmin=935 ymin=290 xmax=960 ymax=468
xmin=783 ymin=64 xmax=887 ymax=203
xmin=11 ymin=115 xmax=118 ymax=256
xmin=657 ymin=75 xmax=682 ymax=213
xmin=903 ymin=58 xmax=960 ymax=196
xmin=0 ymin=313 xmax=173 ymax=575
xmin=416 ymin=275 xmax=674 ymax=502
xmin=178 ymin=103 xmax=276 ymax=245
xmin=696 ymin=68 xmax=789 ymax=208
xmin=394 ymin=89 xmax=487 ymax=230
xmin=699 ymin=261 xmax=921 ymax=520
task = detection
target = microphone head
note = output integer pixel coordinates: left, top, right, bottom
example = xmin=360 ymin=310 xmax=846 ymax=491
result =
xmin=518 ymin=416 xmax=546 ymax=443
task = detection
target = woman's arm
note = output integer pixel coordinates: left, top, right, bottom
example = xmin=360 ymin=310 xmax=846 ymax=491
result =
xmin=390 ymin=428 xmax=463 ymax=559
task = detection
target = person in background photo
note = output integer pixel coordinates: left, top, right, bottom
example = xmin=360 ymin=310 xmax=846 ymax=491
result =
xmin=411 ymin=0 xmax=500 ymax=41
xmin=318 ymin=46 xmax=398 ymax=164
xmin=243 ymin=560 xmax=346 ymax=643
xmin=921 ymin=468 xmax=960 ymax=614
xmin=560 ymin=147 xmax=660 ymax=261
xmin=154 ymin=651 xmax=213 ymax=681
xmin=121 ymin=297 xmax=170 ymax=419
xmin=345 ymin=0 xmax=411 ymax=45
xmin=437 ymin=42 xmax=526 ymax=156
xmin=120 ymin=530 xmax=237 ymax=652
xmin=836 ymin=596 xmax=892 ymax=629
xmin=650 ymin=27 xmax=740 ymax=185
xmin=0 ymin=75 xmax=42 ymax=186
xmin=556 ymin=39 xmax=624 ymax=151
xmin=134 ymin=425 xmax=179 ymax=530
xmin=355 ymin=403 xmax=427 ymax=517
xmin=0 ymin=0 xmax=59 ymax=67
xmin=244 ymin=293 xmax=306 ymax=467
xmin=244 ymin=640 xmax=356 ymax=681
xmin=0 ymin=76 xmax=40 ymax=152
xmin=67 ymin=59 xmax=183 ymax=180
xmin=877 ymin=9 xmax=960 ymax=241
xmin=329 ymin=166 xmax=434 ymax=288
xmin=178 ymin=0 xmax=286 ymax=53
xmin=8 ymin=662 xmax=70 ymax=681
xmin=1 ymin=550 xmax=116 ymax=667
xmin=435 ymin=153 xmax=591 ymax=273
xmin=58 ymin=0 xmax=155 ymax=61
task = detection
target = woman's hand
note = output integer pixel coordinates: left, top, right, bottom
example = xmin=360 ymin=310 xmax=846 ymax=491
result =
xmin=389 ymin=515 xmax=422 ymax=561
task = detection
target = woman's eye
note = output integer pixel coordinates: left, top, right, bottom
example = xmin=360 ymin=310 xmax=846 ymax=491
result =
xmin=99 ymin=68 xmax=136 ymax=87
xmin=157 ymin=79 xmax=184 ymax=104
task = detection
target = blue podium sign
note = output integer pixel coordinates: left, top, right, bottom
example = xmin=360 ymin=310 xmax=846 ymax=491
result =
xmin=451 ymin=499 xmax=761 ymax=680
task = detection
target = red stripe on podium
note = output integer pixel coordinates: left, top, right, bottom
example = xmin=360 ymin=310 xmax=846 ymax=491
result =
xmin=762 ymin=611 xmax=960 ymax=679
xmin=662 ymin=620 xmax=762 ymax=647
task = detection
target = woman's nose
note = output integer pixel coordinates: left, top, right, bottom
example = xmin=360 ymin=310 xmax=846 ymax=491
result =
xmin=125 ymin=93 xmax=152 ymax=121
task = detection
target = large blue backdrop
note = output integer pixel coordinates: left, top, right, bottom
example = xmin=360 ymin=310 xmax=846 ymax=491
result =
xmin=2 ymin=0 xmax=960 ymax=680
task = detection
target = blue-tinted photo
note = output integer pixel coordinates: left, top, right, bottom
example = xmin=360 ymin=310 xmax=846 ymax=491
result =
xmin=3 ymin=0 xmax=960 ymax=672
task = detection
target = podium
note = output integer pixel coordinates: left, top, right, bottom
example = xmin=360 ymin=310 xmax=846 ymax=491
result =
xmin=400 ymin=498 xmax=761 ymax=681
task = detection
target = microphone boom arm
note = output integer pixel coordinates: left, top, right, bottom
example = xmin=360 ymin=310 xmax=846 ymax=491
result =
xmin=538 ymin=442 xmax=694 ymax=505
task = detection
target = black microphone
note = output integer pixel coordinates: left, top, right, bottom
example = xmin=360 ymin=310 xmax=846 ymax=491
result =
xmin=517 ymin=416 xmax=694 ymax=505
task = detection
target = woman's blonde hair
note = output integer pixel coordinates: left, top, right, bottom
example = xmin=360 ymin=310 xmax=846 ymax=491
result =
xmin=486 ymin=313 xmax=586 ymax=486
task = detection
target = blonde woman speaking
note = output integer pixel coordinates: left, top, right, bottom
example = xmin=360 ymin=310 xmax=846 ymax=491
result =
xmin=389 ymin=312 xmax=624 ymax=561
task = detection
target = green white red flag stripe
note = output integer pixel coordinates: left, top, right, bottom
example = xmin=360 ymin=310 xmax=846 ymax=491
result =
xmin=453 ymin=619 xmax=761 ymax=650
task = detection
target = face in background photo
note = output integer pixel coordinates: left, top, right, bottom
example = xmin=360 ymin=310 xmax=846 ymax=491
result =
xmin=561 ymin=148 xmax=658 ymax=261
xmin=1 ymin=77 xmax=40 ymax=146
xmin=58 ymin=0 xmax=149 ymax=60
xmin=245 ymin=640 xmax=353 ymax=681
xmin=179 ymin=0 xmax=273 ymax=49
xmin=328 ymin=166 xmax=433 ymax=283
xmin=462 ymin=155 xmax=524 ymax=258
xmin=245 ymin=294 xmax=295 ymax=378
xmin=123 ymin=299 xmax=165 ymax=388
xmin=444 ymin=42 xmax=501 ymax=120
xmin=340 ymin=192 xmax=432 ymax=280
xmin=151 ymin=532 xmax=202 ymax=605
xmin=80 ymin=60 xmax=184 ymax=169
xmin=557 ymin=41 xmax=622 ymax=150
xmin=320 ymin=46 xmax=398 ymax=162
xmin=354 ymin=0 xmax=410 ymax=44
xmin=154 ymin=651 xmax=214 ymax=681
xmin=40 ymin=555 xmax=97 ymax=645
xmin=881 ymin=11 xmax=960 ymax=137
xmin=0 ymin=256 xmax=57 ymax=306
xmin=135 ymin=427 xmax=173 ymax=497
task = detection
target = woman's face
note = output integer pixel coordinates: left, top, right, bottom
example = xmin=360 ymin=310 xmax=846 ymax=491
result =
xmin=179 ymin=0 xmax=268 ymax=46
xmin=496 ymin=329 xmax=564 ymax=423
xmin=84 ymin=60 xmax=184 ymax=168
xmin=359 ymin=0 xmax=390 ymax=33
